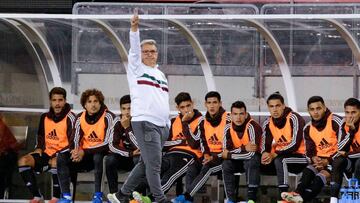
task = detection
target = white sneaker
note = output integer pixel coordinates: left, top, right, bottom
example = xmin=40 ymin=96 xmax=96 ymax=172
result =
xmin=281 ymin=192 xmax=303 ymax=203
xmin=107 ymin=193 xmax=121 ymax=203
xmin=330 ymin=197 xmax=338 ymax=203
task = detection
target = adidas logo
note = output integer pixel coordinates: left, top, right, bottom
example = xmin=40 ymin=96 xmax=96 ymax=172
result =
xmin=87 ymin=131 xmax=102 ymax=142
xmin=352 ymin=141 xmax=360 ymax=150
xmin=276 ymin=135 xmax=289 ymax=147
xmin=208 ymin=133 xmax=222 ymax=145
xmin=318 ymin=138 xmax=331 ymax=150
xmin=46 ymin=129 xmax=59 ymax=140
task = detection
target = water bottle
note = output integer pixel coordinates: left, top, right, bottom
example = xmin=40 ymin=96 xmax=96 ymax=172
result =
xmin=340 ymin=187 xmax=349 ymax=203
xmin=348 ymin=178 xmax=359 ymax=203
xmin=348 ymin=187 xmax=355 ymax=203
xmin=353 ymin=178 xmax=360 ymax=203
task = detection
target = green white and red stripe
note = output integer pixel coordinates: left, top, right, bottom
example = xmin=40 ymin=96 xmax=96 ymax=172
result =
xmin=137 ymin=73 xmax=169 ymax=92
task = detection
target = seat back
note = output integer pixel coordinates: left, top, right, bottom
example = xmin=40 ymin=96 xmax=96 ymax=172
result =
xmin=8 ymin=126 xmax=28 ymax=145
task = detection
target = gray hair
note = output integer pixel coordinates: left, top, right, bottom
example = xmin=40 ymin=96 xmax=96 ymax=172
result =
xmin=140 ymin=39 xmax=157 ymax=47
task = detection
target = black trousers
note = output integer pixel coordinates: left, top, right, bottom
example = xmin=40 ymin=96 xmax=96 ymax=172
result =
xmin=222 ymin=154 xmax=261 ymax=201
xmin=261 ymin=153 xmax=308 ymax=200
xmin=105 ymin=153 xmax=139 ymax=193
xmin=185 ymin=157 xmax=223 ymax=197
xmin=57 ymin=151 xmax=106 ymax=194
xmin=0 ymin=151 xmax=17 ymax=198
xmin=160 ymin=152 xmax=194 ymax=194
xmin=330 ymin=156 xmax=360 ymax=197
